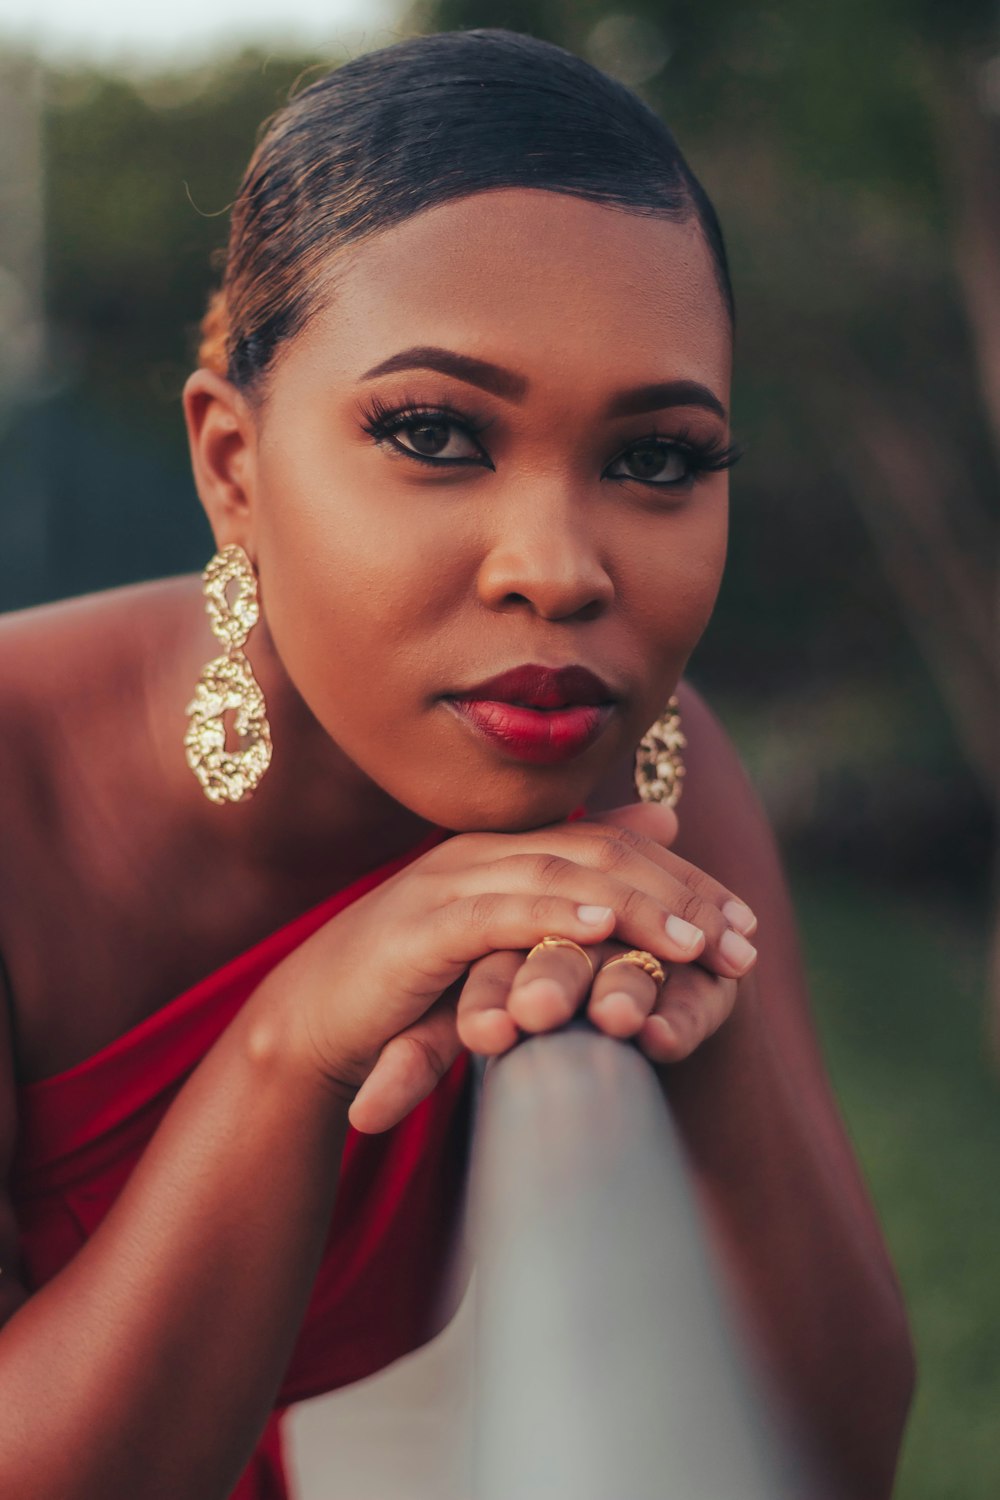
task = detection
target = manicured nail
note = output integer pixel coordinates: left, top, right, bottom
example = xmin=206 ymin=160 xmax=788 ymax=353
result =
xmin=722 ymin=900 xmax=757 ymax=936
xmin=578 ymin=904 xmax=613 ymax=925
xmin=719 ymin=928 xmax=757 ymax=972
xmin=665 ymin=914 xmax=704 ymax=949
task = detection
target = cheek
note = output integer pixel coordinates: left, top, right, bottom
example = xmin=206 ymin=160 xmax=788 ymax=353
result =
xmin=252 ymin=460 xmax=471 ymax=723
xmin=625 ymin=490 xmax=729 ymax=661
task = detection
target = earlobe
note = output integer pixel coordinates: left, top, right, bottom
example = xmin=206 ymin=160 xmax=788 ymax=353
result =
xmin=182 ymin=368 xmax=258 ymax=552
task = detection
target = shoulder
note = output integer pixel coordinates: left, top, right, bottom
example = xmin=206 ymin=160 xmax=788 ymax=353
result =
xmin=0 ymin=575 xmax=199 ymax=753
xmin=0 ymin=575 xmax=200 ymax=921
xmin=0 ymin=575 xmax=199 ymax=688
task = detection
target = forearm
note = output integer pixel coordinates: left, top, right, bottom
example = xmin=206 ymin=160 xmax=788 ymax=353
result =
xmin=0 ymin=978 xmax=351 ymax=1500
xmin=661 ymin=973 xmax=914 ymax=1500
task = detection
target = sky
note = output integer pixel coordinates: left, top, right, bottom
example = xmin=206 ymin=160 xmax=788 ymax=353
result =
xmin=0 ymin=0 xmax=401 ymax=64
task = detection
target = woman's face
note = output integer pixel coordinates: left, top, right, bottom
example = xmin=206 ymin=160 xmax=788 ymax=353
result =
xmin=241 ymin=188 xmax=732 ymax=831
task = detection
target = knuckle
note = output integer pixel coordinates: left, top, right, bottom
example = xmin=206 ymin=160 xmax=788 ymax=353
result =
xmin=619 ymin=886 xmax=650 ymax=923
xmin=593 ymin=833 xmax=634 ymax=874
xmin=528 ymin=893 xmax=558 ymax=926
xmin=392 ymin=1031 xmax=449 ymax=1082
xmin=672 ymin=888 xmax=705 ymax=927
xmin=466 ymin=892 xmax=499 ymax=933
xmin=682 ymin=865 xmax=717 ymax=900
xmin=531 ymin=853 xmax=572 ymax=892
xmin=668 ymin=993 xmax=705 ymax=1041
xmin=466 ymin=965 xmax=514 ymax=1000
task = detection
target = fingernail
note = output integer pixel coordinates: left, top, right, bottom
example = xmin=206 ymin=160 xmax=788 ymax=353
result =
xmin=577 ymin=904 xmax=613 ymax=925
xmin=722 ymin=900 xmax=757 ymax=936
xmin=719 ymin=928 xmax=757 ymax=973
xmin=665 ymin=914 xmax=703 ymax=950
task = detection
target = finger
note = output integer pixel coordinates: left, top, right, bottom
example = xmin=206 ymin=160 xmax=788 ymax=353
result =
xmin=429 ymin=815 xmax=756 ymax=938
xmin=583 ymin=811 xmax=758 ymax=939
xmin=456 ymin=950 xmax=524 ymax=1055
xmin=636 ymin=966 xmax=738 ymax=1065
xmin=348 ymin=995 xmax=463 ymax=1135
xmin=428 ymin=855 xmax=753 ymax=979
xmin=505 ymin=939 xmax=601 ymax=1033
xmin=586 ymin=949 xmax=665 ymax=1038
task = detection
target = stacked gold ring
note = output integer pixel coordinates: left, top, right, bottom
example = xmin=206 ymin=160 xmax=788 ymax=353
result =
xmin=525 ymin=936 xmax=596 ymax=979
xmin=597 ymin=949 xmax=666 ymax=986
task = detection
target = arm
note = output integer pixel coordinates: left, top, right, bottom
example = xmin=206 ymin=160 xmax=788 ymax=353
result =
xmin=660 ymin=682 xmax=915 ymax=1499
xmin=0 ymin=964 xmax=353 ymax=1500
xmin=0 ymin=799 xmax=769 ymax=1500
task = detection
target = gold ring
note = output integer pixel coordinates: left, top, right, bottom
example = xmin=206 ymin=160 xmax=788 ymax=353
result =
xmin=525 ymin=935 xmax=596 ymax=979
xmin=598 ymin=949 xmax=666 ymax=986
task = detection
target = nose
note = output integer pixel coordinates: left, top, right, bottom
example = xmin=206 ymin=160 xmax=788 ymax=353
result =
xmin=475 ymin=485 xmax=615 ymax=621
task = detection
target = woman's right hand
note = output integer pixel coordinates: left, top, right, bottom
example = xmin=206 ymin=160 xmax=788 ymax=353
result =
xmin=258 ymin=805 xmax=756 ymax=1134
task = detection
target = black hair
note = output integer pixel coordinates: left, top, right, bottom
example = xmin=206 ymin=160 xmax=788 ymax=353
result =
xmin=199 ymin=28 xmax=735 ymax=387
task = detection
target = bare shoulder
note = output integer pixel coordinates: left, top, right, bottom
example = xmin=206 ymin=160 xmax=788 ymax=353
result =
xmin=0 ymin=575 xmax=198 ymax=692
xmin=0 ymin=576 xmax=199 ymax=777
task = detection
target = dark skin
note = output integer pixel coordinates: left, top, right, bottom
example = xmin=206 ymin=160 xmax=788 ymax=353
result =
xmin=0 ymin=190 xmax=912 ymax=1498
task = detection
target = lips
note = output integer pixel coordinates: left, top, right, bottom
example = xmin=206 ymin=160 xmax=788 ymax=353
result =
xmin=452 ymin=663 xmax=615 ymax=709
xmin=445 ymin=663 xmax=618 ymax=765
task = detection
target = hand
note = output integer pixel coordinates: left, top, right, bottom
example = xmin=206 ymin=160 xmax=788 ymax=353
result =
xmin=455 ymin=803 xmax=754 ymax=1065
xmin=266 ymin=803 xmax=756 ymax=1134
xmin=456 ymin=936 xmax=742 ymax=1065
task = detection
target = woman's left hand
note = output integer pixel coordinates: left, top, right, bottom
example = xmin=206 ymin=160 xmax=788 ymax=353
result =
xmin=455 ymin=803 xmax=756 ymax=1066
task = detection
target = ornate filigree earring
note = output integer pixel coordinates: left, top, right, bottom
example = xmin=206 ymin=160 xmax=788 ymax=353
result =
xmin=634 ymin=694 xmax=686 ymax=808
xmin=184 ymin=544 xmax=273 ymax=804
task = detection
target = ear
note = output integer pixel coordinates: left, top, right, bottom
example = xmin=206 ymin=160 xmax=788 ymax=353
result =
xmin=182 ymin=368 xmax=259 ymax=555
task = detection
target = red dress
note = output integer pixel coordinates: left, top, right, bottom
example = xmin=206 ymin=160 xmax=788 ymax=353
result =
xmin=10 ymin=829 xmax=476 ymax=1498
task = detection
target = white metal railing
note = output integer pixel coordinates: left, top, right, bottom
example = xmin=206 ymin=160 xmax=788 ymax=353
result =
xmin=466 ymin=1018 xmax=817 ymax=1499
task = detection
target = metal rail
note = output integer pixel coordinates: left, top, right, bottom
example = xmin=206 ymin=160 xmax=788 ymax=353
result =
xmin=466 ymin=1019 xmax=814 ymax=1499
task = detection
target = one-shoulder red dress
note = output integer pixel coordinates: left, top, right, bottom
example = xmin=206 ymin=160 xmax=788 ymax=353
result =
xmin=10 ymin=829 xmax=477 ymax=1498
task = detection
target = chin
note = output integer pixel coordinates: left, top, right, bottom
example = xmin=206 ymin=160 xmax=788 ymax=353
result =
xmin=397 ymin=766 xmax=593 ymax=835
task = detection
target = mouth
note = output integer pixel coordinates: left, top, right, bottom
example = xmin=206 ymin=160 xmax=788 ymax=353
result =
xmin=443 ymin=663 xmax=619 ymax=765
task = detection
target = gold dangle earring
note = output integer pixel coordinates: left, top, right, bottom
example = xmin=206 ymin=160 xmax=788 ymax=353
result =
xmin=634 ymin=694 xmax=686 ymax=808
xmin=184 ymin=544 xmax=273 ymax=805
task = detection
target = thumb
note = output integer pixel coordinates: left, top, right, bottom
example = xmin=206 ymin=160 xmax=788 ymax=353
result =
xmin=348 ymin=995 xmax=464 ymax=1135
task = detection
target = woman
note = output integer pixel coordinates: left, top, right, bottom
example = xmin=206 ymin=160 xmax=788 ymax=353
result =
xmin=0 ymin=28 xmax=912 ymax=1500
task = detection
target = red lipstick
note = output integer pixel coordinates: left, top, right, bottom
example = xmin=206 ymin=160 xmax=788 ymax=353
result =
xmin=445 ymin=664 xmax=617 ymax=765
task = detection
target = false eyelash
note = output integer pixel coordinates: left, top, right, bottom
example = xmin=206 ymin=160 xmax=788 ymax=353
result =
xmin=358 ymin=395 xmax=745 ymax=484
xmin=358 ymin=394 xmax=493 ymax=448
xmin=642 ymin=424 xmax=745 ymax=477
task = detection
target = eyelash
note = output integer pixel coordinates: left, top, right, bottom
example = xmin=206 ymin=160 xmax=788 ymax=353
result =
xmin=357 ymin=395 xmax=743 ymax=489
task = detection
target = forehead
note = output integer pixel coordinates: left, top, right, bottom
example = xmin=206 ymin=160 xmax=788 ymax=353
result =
xmin=297 ymin=188 xmax=731 ymax=399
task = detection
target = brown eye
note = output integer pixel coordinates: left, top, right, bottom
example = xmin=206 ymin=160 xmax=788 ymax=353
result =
xmin=393 ymin=418 xmax=481 ymax=460
xmin=405 ymin=420 xmax=451 ymax=456
xmin=612 ymin=441 xmax=689 ymax=484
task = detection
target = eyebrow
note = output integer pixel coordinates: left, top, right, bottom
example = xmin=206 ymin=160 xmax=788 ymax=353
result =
xmin=359 ymin=346 xmax=727 ymax=422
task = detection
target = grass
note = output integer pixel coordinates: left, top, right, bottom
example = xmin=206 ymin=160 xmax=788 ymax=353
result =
xmin=790 ymin=868 xmax=999 ymax=1500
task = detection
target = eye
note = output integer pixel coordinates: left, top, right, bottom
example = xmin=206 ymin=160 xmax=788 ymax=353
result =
xmin=605 ymin=431 xmax=742 ymax=490
xmin=358 ymin=398 xmax=494 ymax=469
xmin=391 ymin=415 xmax=482 ymax=461
xmin=607 ymin=440 xmax=697 ymax=487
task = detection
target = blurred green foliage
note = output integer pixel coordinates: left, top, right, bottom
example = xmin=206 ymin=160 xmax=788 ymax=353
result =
xmin=797 ymin=866 xmax=998 ymax=1499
